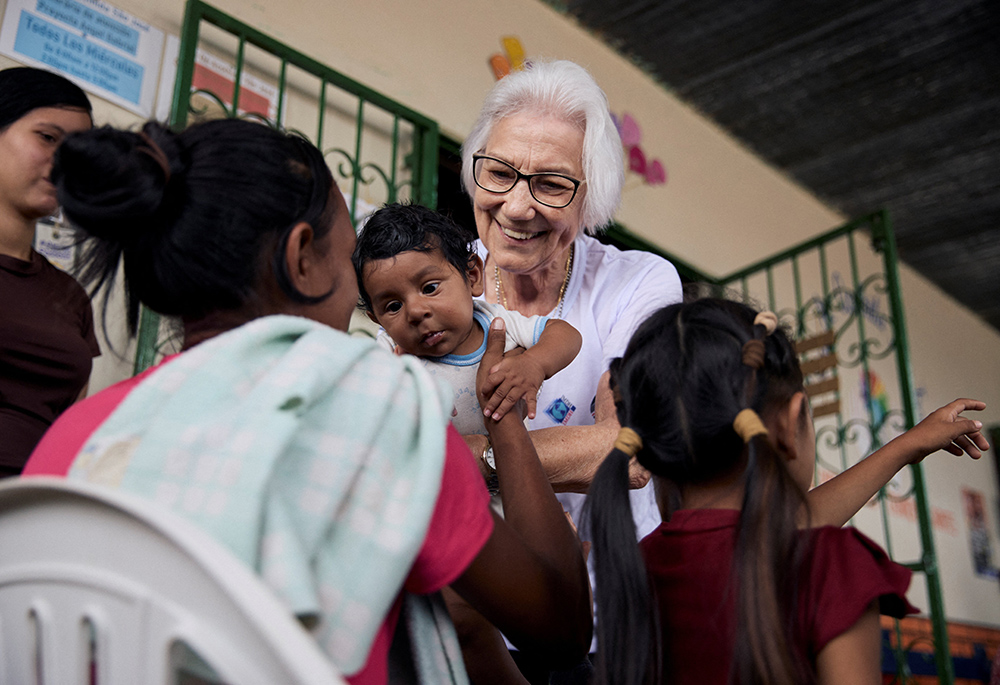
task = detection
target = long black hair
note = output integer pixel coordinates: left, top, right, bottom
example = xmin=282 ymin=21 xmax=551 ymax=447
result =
xmin=0 ymin=67 xmax=92 ymax=129
xmin=588 ymin=298 xmax=810 ymax=685
xmin=52 ymin=119 xmax=336 ymax=333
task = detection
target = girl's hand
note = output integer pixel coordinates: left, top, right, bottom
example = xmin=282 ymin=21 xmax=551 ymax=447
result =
xmin=901 ymin=398 xmax=989 ymax=463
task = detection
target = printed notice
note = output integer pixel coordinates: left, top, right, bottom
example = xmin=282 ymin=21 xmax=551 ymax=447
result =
xmin=0 ymin=0 xmax=164 ymax=116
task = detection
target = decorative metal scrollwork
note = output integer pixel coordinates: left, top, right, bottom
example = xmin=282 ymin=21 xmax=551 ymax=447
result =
xmin=800 ymin=274 xmax=896 ymax=369
xmin=323 ymin=148 xmax=408 ymax=207
xmin=800 ymin=295 xmax=833 ymax=335
xmin=188 ymin=88 xmax=233 ymax=119
xmin=815 ymin=418 xmax=875 ymax=477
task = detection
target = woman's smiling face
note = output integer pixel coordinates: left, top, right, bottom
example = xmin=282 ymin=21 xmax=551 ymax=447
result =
xmin=473 ymin=111 xmax=586 ymax=276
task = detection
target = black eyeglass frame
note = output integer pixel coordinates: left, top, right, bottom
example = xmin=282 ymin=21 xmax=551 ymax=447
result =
xmin=471 ymin=154 xmax=585 ymax=209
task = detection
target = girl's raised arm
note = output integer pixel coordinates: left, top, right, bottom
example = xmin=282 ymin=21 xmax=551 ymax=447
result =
xmin=808 ymin=398 xmax=988 ymax=527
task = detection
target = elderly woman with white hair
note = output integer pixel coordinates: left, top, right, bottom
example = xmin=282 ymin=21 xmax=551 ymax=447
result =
xmin=459 ymin=59 xmax=683 ymax=683
xmin=455 ymin=58 xmax=989 ymax=685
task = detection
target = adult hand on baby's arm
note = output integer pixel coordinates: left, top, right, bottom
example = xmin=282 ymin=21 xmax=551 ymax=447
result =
xmin=895 ymin=398 xmax=988 ymax=462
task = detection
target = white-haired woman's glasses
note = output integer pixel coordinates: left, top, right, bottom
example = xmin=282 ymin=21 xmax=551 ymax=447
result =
xmin=472 ymin=154 xmax=585 ymax=209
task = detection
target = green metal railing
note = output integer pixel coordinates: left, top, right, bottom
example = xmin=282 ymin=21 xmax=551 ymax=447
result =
xmin=132 ymin=0 xmax=440 ymax=372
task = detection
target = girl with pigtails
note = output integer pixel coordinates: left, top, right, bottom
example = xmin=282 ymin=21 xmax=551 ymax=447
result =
xmin=587 ymin=298 xmax=988 ymax=685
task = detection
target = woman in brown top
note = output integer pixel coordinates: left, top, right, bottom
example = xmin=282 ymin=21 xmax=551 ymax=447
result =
xmin=0 ymin=67 xmax=96 ymax=475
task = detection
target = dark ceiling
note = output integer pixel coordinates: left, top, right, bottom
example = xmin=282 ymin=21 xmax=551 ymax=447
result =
xmin=558 ymin=0 xmax=1000 ymax=331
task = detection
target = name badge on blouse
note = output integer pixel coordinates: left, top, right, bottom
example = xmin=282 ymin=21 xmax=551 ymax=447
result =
xmin=544 ymin=397 xmax=576 ymax=425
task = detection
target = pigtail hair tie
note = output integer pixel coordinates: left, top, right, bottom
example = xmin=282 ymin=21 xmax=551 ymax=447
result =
xmin=741 ymin=340 xmax=765 ymax=369
xmin=733 ymin=409 xmax=769 ymax=443
xmin=753 ymin=311 xmax=778 ymax=335
xmin=614 ymin=427 xmax=643 ymax=457
xmin=741 ymin=310 xmax=779 ymax=369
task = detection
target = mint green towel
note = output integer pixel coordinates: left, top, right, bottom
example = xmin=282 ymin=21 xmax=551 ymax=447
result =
xmin=71 ymin=314 xmax=465 ymax=680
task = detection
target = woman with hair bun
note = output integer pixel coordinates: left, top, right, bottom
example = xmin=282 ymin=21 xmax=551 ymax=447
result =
xmin=0 ymin=66 xmax=94 ymax=476
xmin=24 ymin=118 xmax=592 ymax=684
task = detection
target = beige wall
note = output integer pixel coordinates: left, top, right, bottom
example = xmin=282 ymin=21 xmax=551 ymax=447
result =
xmin=900 ymin=263 xmax=1000 ymax=624
xmin=4 ymin=0 xmax=998 ymax=625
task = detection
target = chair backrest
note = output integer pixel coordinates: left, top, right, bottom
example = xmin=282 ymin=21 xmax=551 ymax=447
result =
xmin=0 ymin=477 xmax=345 ymax=685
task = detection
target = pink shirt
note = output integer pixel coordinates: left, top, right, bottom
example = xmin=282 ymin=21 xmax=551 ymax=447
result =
xmin=25 ymin=356 xmax=494 ymax=685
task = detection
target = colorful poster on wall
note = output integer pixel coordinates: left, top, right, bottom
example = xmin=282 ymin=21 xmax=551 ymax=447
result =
xmin=153 ymin=35 xmax=279 ymax=123
xmin=862 ymin=370 xmax=890 ymax=428
xmin=962 ymin=488 xmax=998 ymax=579
xmin=190 ymin=48 xmax=278 ymax=120
xmin=0 ymin=0 xmax=164 ymax=116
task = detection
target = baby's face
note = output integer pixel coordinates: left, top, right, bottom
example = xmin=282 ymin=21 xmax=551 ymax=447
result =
xmin=363 ymin=249 xmax=484 ymax=358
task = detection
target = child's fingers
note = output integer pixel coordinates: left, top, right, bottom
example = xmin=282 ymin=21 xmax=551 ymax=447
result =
xmin=972 ymin=431 xmax=991 ymax=451
xmin=525 ymin=394 xmax=537 ymax=420
xmin=482 ymin=385 xmax=508 ymax=418
xmin=950 ymin=417 xmax=989 ymax=456
xmin=942 ymin=442 xmax=964 ymax=456
xmin=945 ymin=398 xmax=987 ymax=416
xmin=962 ymin=423 xmax=991 ymax=451
xmin=953 ymin=433 xmax=983 ymax=459
xmin=478 ymin=369 xmax=505 ymax=403
xmin=489 ymin=347 xmax=525 ymax=375
xmin=491 ymin=392 xmax=521 ymax=421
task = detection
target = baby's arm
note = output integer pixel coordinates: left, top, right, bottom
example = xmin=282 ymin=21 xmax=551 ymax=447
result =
xmin=480 ymin=319 xmax=582 ymax=421
xmin=808 ymin=398 xmax=988 ymax=527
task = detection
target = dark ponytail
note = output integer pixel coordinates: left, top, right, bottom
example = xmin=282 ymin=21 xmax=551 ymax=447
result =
xmin=53 ymin=118 xmax=337 ymax=334
xmin=588 ymin=441 xmax=660 ymax=685
xmin=589 ymin=299 xmax=809 ymax=685
xmin=732 ymin=433 xmax=809 ymax=685
xmin=731 ymin=315 xmax=810 ymax=685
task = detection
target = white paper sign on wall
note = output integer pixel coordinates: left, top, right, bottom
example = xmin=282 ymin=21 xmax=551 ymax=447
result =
xmin=0 ymin=0 xmax=164 ymax=117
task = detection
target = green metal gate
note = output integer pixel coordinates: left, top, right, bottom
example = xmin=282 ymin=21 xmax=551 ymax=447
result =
xmin=714 ymin=210 xmax=951 ymax=683
xmin=132 ymin=0 xmax=440 ymax=371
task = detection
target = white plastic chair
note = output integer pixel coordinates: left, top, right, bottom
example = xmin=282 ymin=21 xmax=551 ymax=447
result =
xmin=0 ymin=477 xmax=346 ymax=685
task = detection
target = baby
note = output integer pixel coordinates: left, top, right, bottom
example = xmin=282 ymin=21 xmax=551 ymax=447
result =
xmin=352 ymin=202 xmax=582 ymax=451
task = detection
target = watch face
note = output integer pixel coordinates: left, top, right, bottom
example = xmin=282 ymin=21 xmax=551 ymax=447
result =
xmin=485 ymin=447 xmax=496 ymax=470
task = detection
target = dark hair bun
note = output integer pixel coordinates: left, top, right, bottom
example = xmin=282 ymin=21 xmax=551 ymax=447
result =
xmin=55 ymin=117 xmax=334 ymax=336
xmin=54 ymin=122 xmax=181 ymax=245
